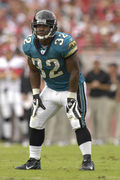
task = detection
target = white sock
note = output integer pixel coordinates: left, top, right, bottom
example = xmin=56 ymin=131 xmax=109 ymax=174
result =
xmin=79 ymin=141 xmax=91 ymax=155
xmin=29 ymin=145 xmax=41 ymax=160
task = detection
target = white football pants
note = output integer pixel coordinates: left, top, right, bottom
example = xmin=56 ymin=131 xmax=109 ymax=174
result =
xmin=30 ymin=82 xmax=87 ymax=130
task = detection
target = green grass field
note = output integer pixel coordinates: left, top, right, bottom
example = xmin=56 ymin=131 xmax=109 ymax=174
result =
xmin=0 ymin=143 xmax=120 ymax=180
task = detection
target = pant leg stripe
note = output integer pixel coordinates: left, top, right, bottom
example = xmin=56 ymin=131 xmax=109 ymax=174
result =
xmin=77 ymin=83 xmax=87 ymax=127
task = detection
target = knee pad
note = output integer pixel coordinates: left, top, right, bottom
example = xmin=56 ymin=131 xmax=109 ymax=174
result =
xmin=30 ymin=116 xmax=45 ymax=130
xmin=69 ymin=117 xmax=81 ymax=129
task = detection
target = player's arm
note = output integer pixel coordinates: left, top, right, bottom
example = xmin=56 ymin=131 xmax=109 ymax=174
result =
xmin=97 ymin=83 xmax=110 ymax=90
xmin=65 ymin=52 xmax=80 ymax=93
xmin=65 ymin=52 xmax=81 ymax=119
xmin=27 ymin=56 xmax=40 ymax=89
xmin=27 ymin=57 xmax=45 ymax=117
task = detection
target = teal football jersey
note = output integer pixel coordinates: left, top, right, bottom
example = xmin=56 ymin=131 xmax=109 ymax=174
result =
xmin=22 ymin=32 xmax=85 ymax=91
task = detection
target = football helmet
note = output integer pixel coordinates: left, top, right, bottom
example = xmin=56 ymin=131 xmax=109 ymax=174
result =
xmin=32 ymin=10 xmax=57 ymax=40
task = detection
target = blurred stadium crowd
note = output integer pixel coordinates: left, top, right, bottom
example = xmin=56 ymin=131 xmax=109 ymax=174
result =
xmin=1 ymin=0 xmax=120 ymax=53
xmin=0 ymin=0 xmax=120 ymax=146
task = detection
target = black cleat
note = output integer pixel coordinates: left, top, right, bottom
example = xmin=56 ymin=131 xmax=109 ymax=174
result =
xmin=80 ymin=160 xmax=94 ymax=171
xmin=15 ymin=158 xmax=41 ymax=170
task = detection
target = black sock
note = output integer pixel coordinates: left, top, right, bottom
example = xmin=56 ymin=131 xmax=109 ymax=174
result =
xmin=29 ymin=127 xmax=45 ymax=146
xmin=75 ymin=127 xmax=91 ymax=146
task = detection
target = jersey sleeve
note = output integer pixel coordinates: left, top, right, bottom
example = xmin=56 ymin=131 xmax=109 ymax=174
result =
xmin=22 ymin=35 xmax=32 ymax=57
xmin=61 ymin=35 xmax=78 ymax=59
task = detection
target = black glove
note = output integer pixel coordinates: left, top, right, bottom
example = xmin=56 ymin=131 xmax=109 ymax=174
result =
xmin=32 ymin=94 xmax=46 ymax=117
xmin=66 ymin=98 xmax=81 ymax=120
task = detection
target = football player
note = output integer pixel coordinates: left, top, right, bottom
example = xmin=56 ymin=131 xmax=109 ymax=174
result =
xmin=15 ymin=10 xmax=94 ymax=170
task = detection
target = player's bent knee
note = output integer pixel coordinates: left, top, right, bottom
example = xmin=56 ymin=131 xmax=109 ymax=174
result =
xmin=29 ymin=116 xmax=45 ymax=129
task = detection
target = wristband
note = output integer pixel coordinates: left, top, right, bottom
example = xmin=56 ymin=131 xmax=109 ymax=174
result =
xmin=68 ymin=92 xmax=76 ymax=99
xmin=32 ymin=88 xmax=40 ymax=95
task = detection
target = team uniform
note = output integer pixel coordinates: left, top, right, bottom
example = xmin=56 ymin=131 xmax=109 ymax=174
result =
xmin=23 ymin=32 xmax=86 ymax=130
xmin=16 ymin=10 xmax=94 ymax=171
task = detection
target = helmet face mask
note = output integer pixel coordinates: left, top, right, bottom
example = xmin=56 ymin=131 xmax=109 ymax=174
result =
xmin=32 ymin=10 xmax=57 ymax=40
xmin=35 ymin=25 xmax=51 ymax=39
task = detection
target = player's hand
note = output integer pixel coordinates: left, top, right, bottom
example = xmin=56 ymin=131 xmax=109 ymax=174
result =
xmin=66 ymin=98 xmax=81 ymax=120
xmin=32 ymin=94 xmax=46 ymax=117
